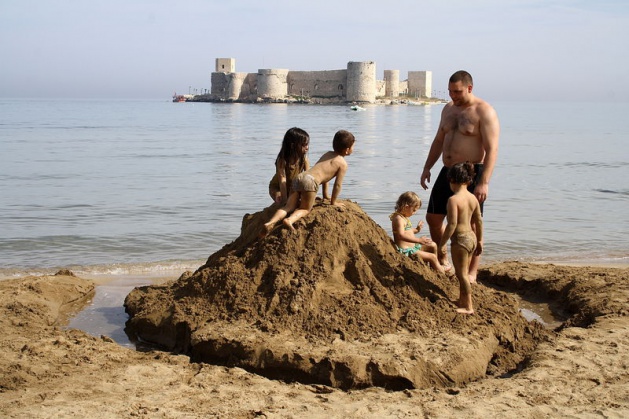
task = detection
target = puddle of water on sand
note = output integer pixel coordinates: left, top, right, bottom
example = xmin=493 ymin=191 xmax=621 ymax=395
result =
xmin=66 ymin=275 xmax=175 ymax=348
xmin=517 ymin=299 xmax=564 ymax=329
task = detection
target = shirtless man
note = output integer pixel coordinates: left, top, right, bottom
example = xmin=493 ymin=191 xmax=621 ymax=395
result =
xmin=260 ymin=130 xmax=355 ymax=237
xmin=420 ymin=70 xmax=500 ymax=282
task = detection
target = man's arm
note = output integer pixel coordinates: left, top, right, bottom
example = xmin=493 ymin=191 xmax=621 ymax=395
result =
xmin=421 ymin=109 xmax=447 ymax=190
xmin=475 ymin=104 xmax=500 ymax=203
xmin=472 ymin=203 xmax=484 ymax=255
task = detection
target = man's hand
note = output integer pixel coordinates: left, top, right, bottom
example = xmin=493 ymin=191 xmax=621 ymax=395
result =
xmin=420 ymin=168 xmax=431 ymax=190
xmin=474 ymin=183 xmax=489 ymax=203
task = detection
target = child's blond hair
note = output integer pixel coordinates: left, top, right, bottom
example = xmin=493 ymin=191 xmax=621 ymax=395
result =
xmin=394 ymin=191 xmax=422 ymax=212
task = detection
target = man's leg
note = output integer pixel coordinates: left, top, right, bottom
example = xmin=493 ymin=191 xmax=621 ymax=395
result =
xmin=426 ymin=213 xmax=447 ymax=265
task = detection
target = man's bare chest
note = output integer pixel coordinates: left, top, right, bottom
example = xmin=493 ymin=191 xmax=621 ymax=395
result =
xmin=444 ymin=109 xmax=480 ymax=136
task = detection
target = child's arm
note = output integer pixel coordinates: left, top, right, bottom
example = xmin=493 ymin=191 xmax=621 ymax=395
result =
xmin=321 ymin=182 xmax=330 ymax=201
xmin=276 ymin=160 xmax=287 ymax=203
xmin=414 ymin=220 xmax=424 ymax=234
xmin=329 ymin=165 xmax=348 ymax=206
xmin=439 ymin=199 xmax=458 ymax=250
xmin=392 ymin=216 xmax=430 ymax=245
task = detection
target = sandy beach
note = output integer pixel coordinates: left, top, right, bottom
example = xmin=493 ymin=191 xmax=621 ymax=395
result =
xmin=1 ymin=202 xmax=628 ymax=418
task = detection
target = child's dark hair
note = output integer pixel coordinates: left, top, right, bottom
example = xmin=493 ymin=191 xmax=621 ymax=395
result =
xmin=447 ymin=162 xmax=475 ymax=184
xmin=277 ymin=127 xmax=309 ymax=165
xmin=332 ymin=130 xmax=355 ymax=153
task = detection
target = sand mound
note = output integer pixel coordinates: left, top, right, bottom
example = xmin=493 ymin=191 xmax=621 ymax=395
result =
xmin=124 ymin=201 xmax=545 ymax=390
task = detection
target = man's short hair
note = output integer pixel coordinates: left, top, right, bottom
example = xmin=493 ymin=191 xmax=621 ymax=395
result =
xmin=449 ymin=70 xmax=473 ymax=86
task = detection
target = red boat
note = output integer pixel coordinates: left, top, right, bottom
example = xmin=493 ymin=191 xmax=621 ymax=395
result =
xmin=172 ymin=93 xmax=186 ymax=102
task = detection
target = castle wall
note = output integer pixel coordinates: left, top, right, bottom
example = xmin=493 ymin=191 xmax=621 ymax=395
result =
xmin=211 ymin=72 xmax=257 ymax=101
xmin=241 ymin=73 xmax=257 ymax=101
xmin=287 ymin=70 xmax=347 ymax=99
xmin=376 ymin=80 xmax=386 ymax=97
xmin=210 ymin=72 xmax=230 ymax=99
xmin=399 ymin=80 xmax=408 ymax=96
xmin=346 ymin=61 xmax=376 ymax=103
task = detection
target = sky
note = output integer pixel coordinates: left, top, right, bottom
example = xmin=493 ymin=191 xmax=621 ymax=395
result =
xmin=1 ymin=0 xmax=627 ymax=101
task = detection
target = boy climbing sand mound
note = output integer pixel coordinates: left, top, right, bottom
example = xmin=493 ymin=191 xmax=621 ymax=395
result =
xmin=260 ymin=130 xmax=355 ymax=237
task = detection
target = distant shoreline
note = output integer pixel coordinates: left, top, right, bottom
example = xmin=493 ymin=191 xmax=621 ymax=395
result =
xmin=181 ymin=94 xmax=449 ymax=106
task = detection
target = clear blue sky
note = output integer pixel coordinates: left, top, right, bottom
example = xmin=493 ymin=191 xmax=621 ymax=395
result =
xmin=1 ymin=0 xmax=627 ymax=101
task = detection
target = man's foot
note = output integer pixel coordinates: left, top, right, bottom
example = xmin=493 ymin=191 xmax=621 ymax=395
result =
xmin=468 ymin=274 xmax=477 ymax=284
xmin=283 ymin=219 xmax=296 ymax=232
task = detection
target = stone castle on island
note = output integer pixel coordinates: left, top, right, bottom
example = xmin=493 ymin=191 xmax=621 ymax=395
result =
xmin=198 ymin=58 xmax=433 ymax=104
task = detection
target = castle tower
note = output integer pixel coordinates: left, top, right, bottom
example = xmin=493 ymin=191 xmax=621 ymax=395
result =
xmin=407 ymin=71 xmax=433 ymax=98
xmin=227 ymin=73 xmax=248 ymax=100
xmin=257 ymin=69 xmax=289 ymax=99
xmin=215 ymin=58 xmax=236 ymax=73
xmin=384 ymin=70 xmax=400 ymax=98
xmin=346 ymin=61 xmax=376 ymax=103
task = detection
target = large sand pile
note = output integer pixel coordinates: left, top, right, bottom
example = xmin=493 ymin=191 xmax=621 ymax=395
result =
xmin=124 ymin=201 xmax=545 ymax=390
xmin=1 ymin=245 xmax=627 ymax=416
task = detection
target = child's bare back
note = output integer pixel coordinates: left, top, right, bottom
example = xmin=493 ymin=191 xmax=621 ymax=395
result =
xmin=307 ymin=151 xmax=348 ymax=188
xmin=439 ymin=162 xmax=483 ymax=315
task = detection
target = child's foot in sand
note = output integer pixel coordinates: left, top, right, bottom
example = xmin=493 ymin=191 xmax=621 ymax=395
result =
xmin=258 ymin=222 xmax=275 ymax=239
xmin=469 ymin=274 xmax=477 ymax=284
xmin=282 ymin=219 xmax=296 ymax=232
xmin=456 ymin=307 xmax=474 ymax=315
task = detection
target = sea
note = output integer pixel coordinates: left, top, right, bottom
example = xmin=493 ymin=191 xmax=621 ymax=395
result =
xmin=1 ymin=98 xmax=628 ymax=277
xmin=2 ymin=98 xmax=627 ymax=344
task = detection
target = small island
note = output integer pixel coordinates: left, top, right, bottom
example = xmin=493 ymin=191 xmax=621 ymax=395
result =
xmin=176 ymin=58 xmax=446 ymax=105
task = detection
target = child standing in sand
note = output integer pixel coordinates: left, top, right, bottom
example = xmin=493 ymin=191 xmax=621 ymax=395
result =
xmin=390 ymin=191 xmax=448 ymax=274
xmin=260 ymin=130 xmax=355 ymax=237
xmin=439 ymin=162 xmax=483 ymax=314
xmin=269 ymin=127 xmax=310 ymax=205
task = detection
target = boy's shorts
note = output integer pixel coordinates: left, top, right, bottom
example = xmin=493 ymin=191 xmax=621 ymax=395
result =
xmin=292 ymin=173 xmax=319 ymax=192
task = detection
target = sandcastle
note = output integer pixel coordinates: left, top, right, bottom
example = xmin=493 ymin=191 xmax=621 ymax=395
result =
xmin=124 ymin=201 xmax=545 ymax=390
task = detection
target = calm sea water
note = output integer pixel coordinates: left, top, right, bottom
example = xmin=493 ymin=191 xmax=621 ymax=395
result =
xmin=1 ymin=99 xmax=628 ymax=279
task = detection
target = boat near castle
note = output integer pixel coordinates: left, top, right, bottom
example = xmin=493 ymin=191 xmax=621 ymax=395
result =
xmin=172 ymin=93 xmax=195 ymax=103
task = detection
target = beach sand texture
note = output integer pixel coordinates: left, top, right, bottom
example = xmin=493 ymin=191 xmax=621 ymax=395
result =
xmin=1 ymin=202 xmax=628 ymax=418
